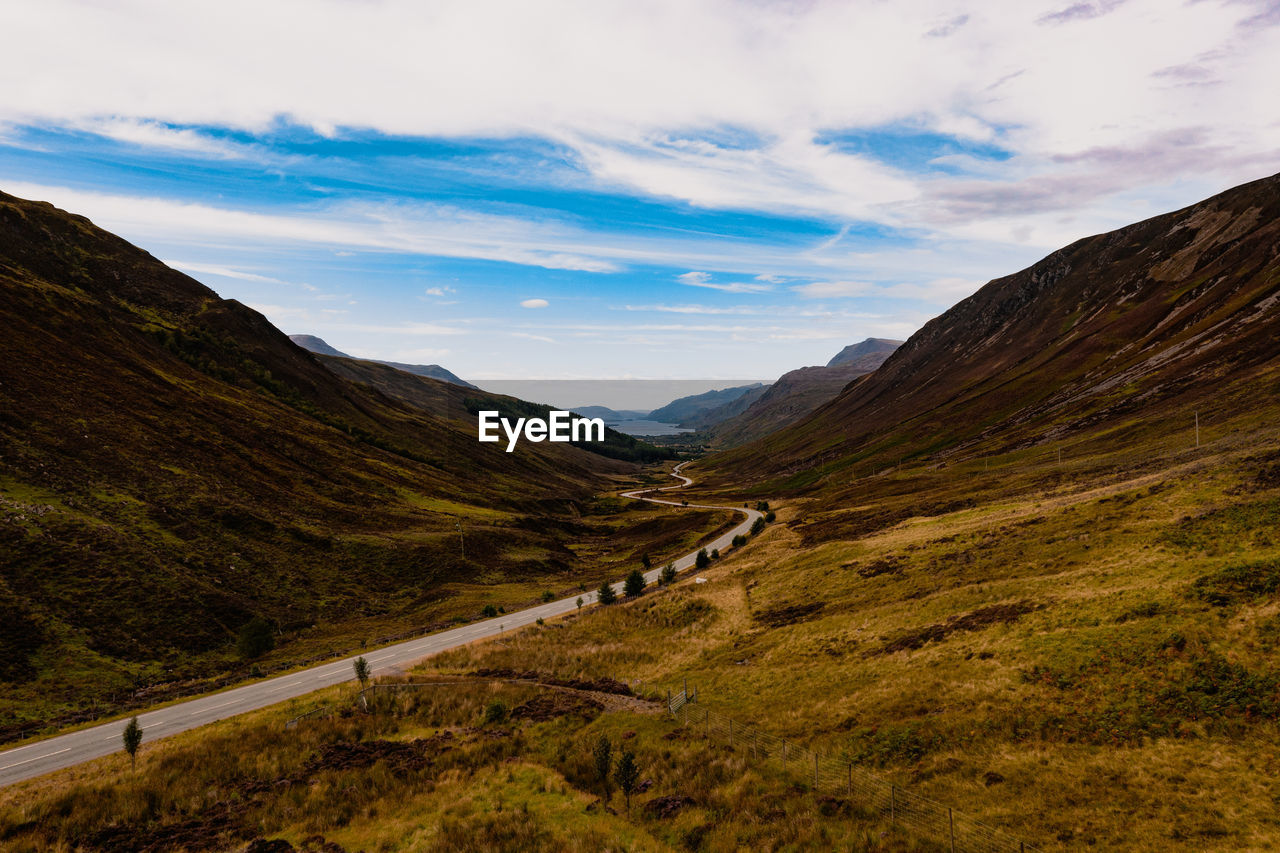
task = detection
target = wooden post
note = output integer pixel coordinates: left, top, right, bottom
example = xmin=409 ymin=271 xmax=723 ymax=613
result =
xmin=890 ymin=785 xmax=895 ymax=821
xmin=949 ymin=807 xmax=955 ymax=853
xmin=814 ymin=753 xmax=819 ymax=788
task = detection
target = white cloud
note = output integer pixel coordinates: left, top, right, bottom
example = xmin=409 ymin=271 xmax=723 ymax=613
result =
xmin=677 ymin=271 xmax=773 ymax=293
xmin=0 ymin=0 xmax=1272 ymax=240
xmin=163 ymin=260 xmax=282 ymax=283
xmin=790 ymin=281 xmax=873 ymax=299
xmin=425 ymin=286 xmax=456 ymax=296
xmin=520 ymin=298 xmax=549 ymax=308
xmin=512 ymin=332 xmax=556 ymax=343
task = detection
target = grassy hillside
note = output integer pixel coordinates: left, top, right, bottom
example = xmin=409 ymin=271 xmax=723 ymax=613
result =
xmin=698 ymin=171 xmax=1280 ymax=494
xmin=0 ymin=189 xmax=676 ymax=738
xmin=8 ymin=421 xmax=1279 ymax=850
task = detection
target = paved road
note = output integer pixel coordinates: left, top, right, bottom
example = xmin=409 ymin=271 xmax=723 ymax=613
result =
xmin=0 ymin=462 xmax=759 ymax=787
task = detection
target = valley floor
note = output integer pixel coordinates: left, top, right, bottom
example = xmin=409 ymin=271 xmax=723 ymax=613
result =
xmin=5 ymin=423 xmax=1280 ymax=850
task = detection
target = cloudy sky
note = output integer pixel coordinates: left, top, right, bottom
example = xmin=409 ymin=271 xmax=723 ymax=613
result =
xmin=1 ymin=0 xmax=1277 ymax=379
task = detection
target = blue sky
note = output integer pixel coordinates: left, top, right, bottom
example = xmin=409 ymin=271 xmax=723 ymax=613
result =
xmin=1 ymin=0 xmax=1277 ymax=379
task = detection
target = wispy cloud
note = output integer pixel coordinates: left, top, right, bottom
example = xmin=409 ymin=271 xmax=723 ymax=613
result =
xmin=677 ymin=271 xmax=774 ymax=293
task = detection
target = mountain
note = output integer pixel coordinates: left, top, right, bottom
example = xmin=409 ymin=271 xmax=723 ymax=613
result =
xmin=289 ymin=333 xmax=475 ymax=388
xmin=701 ymin=361 xmax=887 ymax=445
xmin=684 ymin=341 xmax=899 ymax=444
xmin=0 ymin=189 xmax=640 ymax=733
xmin=567 ymin=405 xmax=649 ymax=422
xmin=648 ymin=383 xmax=767 ymax=425
xmin=700 ymin=172 xmax=1280 ymax=497
xmin=287 ymin=334 xmax=350 ymax=358
xmin=826 ymin=337 xmax=903 ymax=369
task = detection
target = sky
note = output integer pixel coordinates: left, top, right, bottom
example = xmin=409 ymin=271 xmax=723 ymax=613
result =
xmin=1 ymin=0 xmax=1277 ymax=380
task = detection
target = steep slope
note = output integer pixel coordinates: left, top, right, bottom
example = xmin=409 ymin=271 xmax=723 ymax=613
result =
xmin=648 ymin=383 xmax=766 ymax=425
xmin=701 ymin=172 xmax=1280 ymax=493
xmin=290 ymin=333 xmax=474 ymax=387
xmin=0 ymin=190 xmax=633 ymax=733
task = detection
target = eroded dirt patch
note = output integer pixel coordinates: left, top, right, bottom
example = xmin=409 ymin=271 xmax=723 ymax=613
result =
xmin=877 ymin=600 xmax=1038 ymax=654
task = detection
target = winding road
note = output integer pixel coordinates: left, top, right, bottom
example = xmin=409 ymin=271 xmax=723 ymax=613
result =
xmin=0 ymin=462 xmax=760 ymax=788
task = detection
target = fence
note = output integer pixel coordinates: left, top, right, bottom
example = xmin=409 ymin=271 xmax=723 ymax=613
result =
xmin=668 ymin=688 xmax=1035 ymax=853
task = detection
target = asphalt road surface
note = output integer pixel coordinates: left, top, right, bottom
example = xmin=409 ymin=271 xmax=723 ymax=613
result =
xmin=0 ymin=462 xmax=761 ymax=787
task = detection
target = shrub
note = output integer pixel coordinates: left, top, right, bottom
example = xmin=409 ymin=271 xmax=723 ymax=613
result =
xmin=483 ymin=700 xmax=508 ymax=724
xmin=598 ymin=581 xmax=618 ymax=605
xmin=695 ymin=548 xmax=710 ymax=570
xmin=710 ymin=548 xmax=719 ymax=559
xmin=236 ymin=616 xmax=274 ymax=660
xmin=541 ymin=590 xmax=556 ymax=603
xmin=755 ymin=501 xmax=770 ymax=512
xmin=750 ymin=517 xmax=766 ymax=536
xmin=732 ymin=534 xmax=747 ymax=547
xmin=482 ymin=604 xmax=499 ymax=618
xmin=765 ymin=510 xmax=776 ymax=523
xmin=660 ymin=563 xmax=677 ymax=586
xmin=1192 ymin=559 xmax=1280 ymax=606
xmin=624 ymin=569 xmax=646 ymax=597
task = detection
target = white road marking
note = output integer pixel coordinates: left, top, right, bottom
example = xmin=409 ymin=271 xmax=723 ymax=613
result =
xmin=1 ymin=748 xmax=71 ymax=770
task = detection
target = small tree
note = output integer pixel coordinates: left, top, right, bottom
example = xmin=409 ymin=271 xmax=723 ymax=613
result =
xmin=236 ymin=616 xmax=274 ymax=660
xmin=597 ymin=580 xmax=617 ymax=605
xmin=484 ymin=700 xmax=508 ymax=724
xmin=122 ymin=716 xmax=142 ymax=771
xmin=615 ymin=749 xmax=640 ymax=810
xmin=624 ymin=569 xmax=646 ymax=597
xmin=641 ymin=553 xmax=652 ymax=570
xmin=750 ymin=517 xmax=766 ymax=536
xmin=482 ymin=604 xmax=499 ymax=618
xmin=765 ymin=510 xmax=776 ymax=523
xmin=732 ymin=534 xmax=747 ymax=547
xmin=353 ymin=656 xmax=370 ymax=690
xmin=710 ymin=548 xmax=719 ymax=560
xmin=660 ymin=562 xmax=677 ymax=586
xmin=695 ymin=548 xmax=710 ymax=570
xmin=542 ymin=590 xmax=556 ymax=603
xmin=593 ymin=734 xmax=613 ymax=801
xmin=576 ymin=596 xmax=584 ymax=611
xmin=755 ymin=500 xmax=770 ymax=512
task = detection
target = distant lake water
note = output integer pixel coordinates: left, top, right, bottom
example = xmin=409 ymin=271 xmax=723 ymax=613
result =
xmin=608 ymin=419 xmax=693 ymax=436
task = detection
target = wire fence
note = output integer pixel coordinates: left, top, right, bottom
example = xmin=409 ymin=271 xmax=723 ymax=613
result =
xmin=668 ymin=688 xmax=1036 ymax=853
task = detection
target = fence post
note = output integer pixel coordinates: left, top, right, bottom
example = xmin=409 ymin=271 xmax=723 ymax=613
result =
xmin=949 ymin=807 xmax=955 ymax=853
xmin=782 ymin=740 xmax=787 ymax=762
xmin=813 ymin=753 xmax=819 ymax=789
xmin=890 ymin=785 xmax=895 ymax=821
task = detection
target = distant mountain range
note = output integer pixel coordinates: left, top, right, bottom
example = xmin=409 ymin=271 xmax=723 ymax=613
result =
xmin=288 ymin=334 xmax=475 ymax=388
xmin=648 ymin=383 xmax=767 ymax=425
